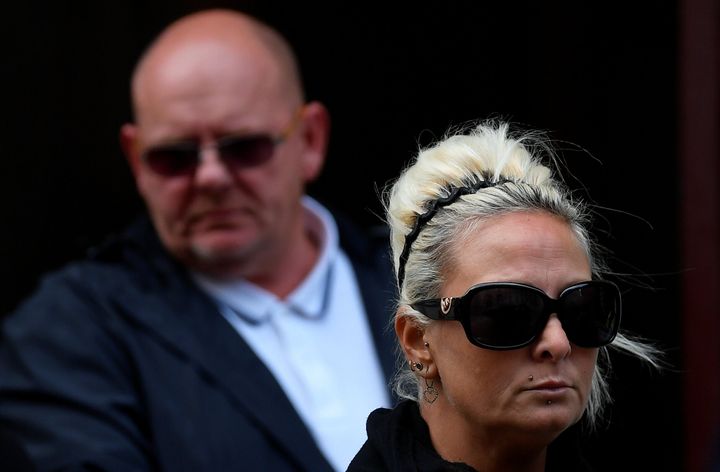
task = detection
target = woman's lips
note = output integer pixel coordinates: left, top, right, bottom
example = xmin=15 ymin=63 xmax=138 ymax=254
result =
xmin=524 ymin=380 xmax=573 ymax=397
xmin=533 ymin=380 xmax=570 ymax=389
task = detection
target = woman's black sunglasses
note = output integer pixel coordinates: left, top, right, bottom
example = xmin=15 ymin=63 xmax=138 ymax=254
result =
xmin=411 ymin=280 xmax=621 ymax=350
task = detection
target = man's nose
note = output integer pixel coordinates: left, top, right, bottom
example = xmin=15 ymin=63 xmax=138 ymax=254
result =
xmin=193 ymin=145 xmax=234 ymax=188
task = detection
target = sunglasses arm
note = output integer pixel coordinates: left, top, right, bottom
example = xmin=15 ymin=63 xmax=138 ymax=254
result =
xmin=410 ymin=298 xmax=458 ymax=321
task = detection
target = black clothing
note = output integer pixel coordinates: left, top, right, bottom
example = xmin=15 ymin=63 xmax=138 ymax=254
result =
xmin=347 ymin=400 xmax=593 ymax=472
xmin=0 ymin=213 xmax=397 ymax=472
xmin=0 ymin=429 xmax=35 ymax=472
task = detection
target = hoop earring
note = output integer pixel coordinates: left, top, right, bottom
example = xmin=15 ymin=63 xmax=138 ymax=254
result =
xmin=409 ymin=361 xmax=424 ymax=372
xmin=423 ymin=378 xmax=439 ymax=404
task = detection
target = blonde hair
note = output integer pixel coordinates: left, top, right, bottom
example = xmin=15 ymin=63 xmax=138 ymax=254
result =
xmin=384 ymin=119 xmax=661 ymax=430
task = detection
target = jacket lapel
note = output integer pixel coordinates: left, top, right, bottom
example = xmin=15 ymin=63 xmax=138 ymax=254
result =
xmin=103 ymin=218 xmax=333 ymax=472
xmin=118 ymin=273 xmax=332 ymax=471
xmin=334 ymin=216 xmax=399 ymax=397
xmin=351 ymin=254 xmax=398 ymax=391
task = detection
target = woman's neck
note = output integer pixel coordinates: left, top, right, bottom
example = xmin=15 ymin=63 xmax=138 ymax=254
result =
xmin=421 ymin=401 xmax=549 ymax=472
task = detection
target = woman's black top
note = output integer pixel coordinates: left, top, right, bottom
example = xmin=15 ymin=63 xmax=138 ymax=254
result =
xmin=347 ymin=400 xmax=593 ymax=472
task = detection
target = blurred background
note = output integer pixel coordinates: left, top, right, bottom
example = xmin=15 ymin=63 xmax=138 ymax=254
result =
xmin=4 ymin=1 xmax=718 ymax=470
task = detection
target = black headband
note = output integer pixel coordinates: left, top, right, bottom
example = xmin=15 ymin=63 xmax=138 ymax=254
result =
xmin=396 ymin=178 xmax=509 ymax=290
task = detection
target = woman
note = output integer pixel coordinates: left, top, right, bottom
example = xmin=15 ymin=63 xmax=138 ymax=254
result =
xmin=347 ymin=121 xmax=660 ymax=472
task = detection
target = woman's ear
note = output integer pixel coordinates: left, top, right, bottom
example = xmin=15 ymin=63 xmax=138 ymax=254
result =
xmin=395 ymin=313 xmax=434 ymax=376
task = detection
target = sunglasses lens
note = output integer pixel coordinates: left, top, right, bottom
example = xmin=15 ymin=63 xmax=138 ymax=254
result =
xmin=144 ymin=145 xmax=198 ymax=177
xmin=560 ymin=283 xmax=620 ymax=347
xmin=468 ymin=286 xmax=546 ymax=349
xmin=219 ymin=136 xmax=276 ymax=169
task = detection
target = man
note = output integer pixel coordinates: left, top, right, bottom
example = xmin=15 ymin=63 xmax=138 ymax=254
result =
xmin=0 ymin=9 xmax=396 ymax=472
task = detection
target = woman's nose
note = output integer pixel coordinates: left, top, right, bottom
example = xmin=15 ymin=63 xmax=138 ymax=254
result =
xmin=531 ymin=314 xmax=572 ymax=361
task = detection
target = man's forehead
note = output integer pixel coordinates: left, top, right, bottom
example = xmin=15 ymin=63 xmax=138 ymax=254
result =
xmin=139 ymin=35 xmax=274 ymax=89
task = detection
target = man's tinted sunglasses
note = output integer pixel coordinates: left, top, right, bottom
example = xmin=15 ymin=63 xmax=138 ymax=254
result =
xmin=141 ymin=107 xmax=303 ymax=177
xmin=411 ymin=280 xmax=621 ymax=350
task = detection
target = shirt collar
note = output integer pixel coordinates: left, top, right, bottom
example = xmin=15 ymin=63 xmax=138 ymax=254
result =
xmin=192 ymin=196 xmax=338 ymax=324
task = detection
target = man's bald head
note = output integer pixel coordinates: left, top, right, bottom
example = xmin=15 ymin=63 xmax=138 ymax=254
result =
xmin=130 ymin=9 xmax=304 ymax=123
xmin=119 ymin=7 xmax=330 ymax=281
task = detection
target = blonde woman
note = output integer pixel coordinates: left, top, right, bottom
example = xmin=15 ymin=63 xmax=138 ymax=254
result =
xmin=348 ymin=121 xmax=661 ymax=472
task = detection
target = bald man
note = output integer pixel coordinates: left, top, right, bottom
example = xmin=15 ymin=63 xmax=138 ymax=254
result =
xmin=0 ymin=9 xmax=396 ymax=472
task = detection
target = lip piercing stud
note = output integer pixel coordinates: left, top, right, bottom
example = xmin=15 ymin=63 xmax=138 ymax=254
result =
xmin=528 ymin=375 xmax=533 ymax=381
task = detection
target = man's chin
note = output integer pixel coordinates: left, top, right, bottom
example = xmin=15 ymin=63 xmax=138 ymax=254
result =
xmin=192 ymin=240 xmax=247 ymax=258
xmin=188 ymin=233 xmax=254 ymax=267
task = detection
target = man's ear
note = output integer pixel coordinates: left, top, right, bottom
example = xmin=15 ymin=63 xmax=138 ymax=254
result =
xmin=395 ymin=313 xmax=435 ymax=377
xmin=120 ymin=123 xmax=142 ymax=179
xmin=298 ymin=101 xmax=330 ymax=182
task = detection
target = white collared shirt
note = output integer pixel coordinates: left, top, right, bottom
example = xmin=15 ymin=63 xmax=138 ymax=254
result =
xmin=193 ymin=196 xmax=390 ymax=471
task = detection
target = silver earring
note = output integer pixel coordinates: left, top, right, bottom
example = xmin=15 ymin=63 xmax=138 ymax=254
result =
xmin=423 ymin=378 xmax=439 ymax=403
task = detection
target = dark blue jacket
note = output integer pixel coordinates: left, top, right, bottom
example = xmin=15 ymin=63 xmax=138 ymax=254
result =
xmin=0 ymin=214 xmax=397 ymax=472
